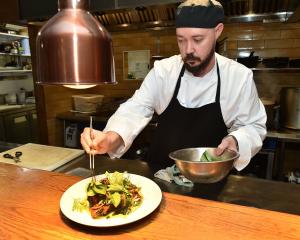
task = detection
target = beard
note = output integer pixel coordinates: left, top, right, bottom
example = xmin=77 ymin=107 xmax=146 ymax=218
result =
xmin=183 ymin=46 xmax=215 ymax=75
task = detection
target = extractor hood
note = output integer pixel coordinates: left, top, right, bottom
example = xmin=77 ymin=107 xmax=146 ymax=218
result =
xmin=13 ymin=0 xmax=300 ymax=30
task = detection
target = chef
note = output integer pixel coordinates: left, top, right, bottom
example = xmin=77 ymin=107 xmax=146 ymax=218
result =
xmin=81 ymin=0 xmax=267 ymax=171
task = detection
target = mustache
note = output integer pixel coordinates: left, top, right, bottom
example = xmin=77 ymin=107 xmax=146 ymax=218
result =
xmin=183 ymin=54 xmax=201 ymax=62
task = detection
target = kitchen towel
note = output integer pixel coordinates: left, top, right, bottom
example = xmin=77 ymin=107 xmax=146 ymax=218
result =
xmin=154 ymin=164 xmax=194 ymax=187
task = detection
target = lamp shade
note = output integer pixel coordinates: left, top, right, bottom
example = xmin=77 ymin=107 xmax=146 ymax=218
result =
xmin=36 ymin=0 xmax=116 ymax=86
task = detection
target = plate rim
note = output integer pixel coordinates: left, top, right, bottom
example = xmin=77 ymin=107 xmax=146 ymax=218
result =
xmin=60 ymin=173 xmax=162 ymax=227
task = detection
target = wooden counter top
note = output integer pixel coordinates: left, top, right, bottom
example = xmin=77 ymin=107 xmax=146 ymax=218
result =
xmin=1 ymin=162 xmax=300 ymax=239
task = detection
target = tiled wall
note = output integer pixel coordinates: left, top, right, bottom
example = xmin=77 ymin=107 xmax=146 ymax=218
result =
xmin=219 ymin=22 xmax=300 ymax=59
xmin=0 ymin=76 xmax=34 ymax=95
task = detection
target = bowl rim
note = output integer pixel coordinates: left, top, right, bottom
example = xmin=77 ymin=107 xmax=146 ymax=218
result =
xmin=168 ymin=147 xmax=240 ymax=163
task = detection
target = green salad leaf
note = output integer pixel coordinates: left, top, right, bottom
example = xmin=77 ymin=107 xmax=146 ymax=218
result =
xmin=200 ymin=150 xmax=223 ymax=162
xmin=72 ymin=198 xmax=89 ymax=212
xmin=106 ymin=171 xmax=124 ymax=186
xmin=111 ymin=192 xmax=121 ymax=208
xmin=108 ymin=184 xmax=124 ymax=192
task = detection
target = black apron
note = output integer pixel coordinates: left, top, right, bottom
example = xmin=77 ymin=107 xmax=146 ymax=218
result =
xmin=147 ymin=62 xmax=228 ymax=168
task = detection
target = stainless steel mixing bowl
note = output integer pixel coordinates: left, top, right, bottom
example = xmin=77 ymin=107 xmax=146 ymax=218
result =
xmin=169 ymin=147 xmax=239 ymax=183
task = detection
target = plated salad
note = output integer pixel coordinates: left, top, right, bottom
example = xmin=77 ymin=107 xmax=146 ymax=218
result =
xmin=72 ymin=171 xmax=143 ymax=219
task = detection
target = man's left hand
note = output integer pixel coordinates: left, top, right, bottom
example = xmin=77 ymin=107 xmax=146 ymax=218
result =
xmin=215 ymin=135 xmax=238 ymax=156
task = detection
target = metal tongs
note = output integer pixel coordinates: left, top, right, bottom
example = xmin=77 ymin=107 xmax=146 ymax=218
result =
xmin=89 ymin=116 xmax=96 ymax=182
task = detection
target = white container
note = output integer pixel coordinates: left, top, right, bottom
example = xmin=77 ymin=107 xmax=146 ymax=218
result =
xmin=72 ymin=94 xmax=104 ymax=113
xmin=17 ymin=89 xmax=26 ymax=104
xmin=21 ymin=38 xmax=31 ymax=55
xmin=5 ymin=93 xmax=17 ymax=105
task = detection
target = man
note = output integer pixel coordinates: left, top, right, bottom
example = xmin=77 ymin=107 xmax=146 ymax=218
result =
xmin=81 ymin=0 xmax=267 ymax=171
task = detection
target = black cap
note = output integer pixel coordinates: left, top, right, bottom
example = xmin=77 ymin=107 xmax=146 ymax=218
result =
xmin=175 ymin=2 xmax=224 ymax=28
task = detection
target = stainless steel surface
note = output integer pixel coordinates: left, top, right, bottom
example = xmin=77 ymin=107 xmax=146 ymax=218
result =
xmin=90 ymin=0 xmax=300 ymax=32
xmin=261 ymin=98 xmax=280 ymax=130
xmin=0 ymin=104 xmax=22 ymax=111
xmin=36 ymin=0 xmax=116 ymax=86
xmin=267 ymin=128 xmax=300 ymax=142
xmin=96 ymin=0 xmax=298 ymax=25
xmin=280 ymin=87 xmax=300 ymax=130
xmin=169 ymin=147 xmax=239 ymax=183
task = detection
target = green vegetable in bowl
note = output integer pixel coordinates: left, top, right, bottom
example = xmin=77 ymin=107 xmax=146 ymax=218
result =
xmin=200 ymin=150 xmax=222 ymax=162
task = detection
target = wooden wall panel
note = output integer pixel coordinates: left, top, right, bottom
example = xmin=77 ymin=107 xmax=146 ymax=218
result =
xmin=252 ymin=30 xmax=281 ymax=40
xmin=264 ymin=39 xmax=296 ymax=49
xmin=238 ymin=40 xmax=265 ymax=49
xmin=281 ymin=29 xmax=300 ymax=38
xmin=226 ymin=40 xmax=238 ymax=50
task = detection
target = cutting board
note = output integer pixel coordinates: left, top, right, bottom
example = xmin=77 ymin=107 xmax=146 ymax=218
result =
xmin=0 ymin=143 xmax=84 ymax=171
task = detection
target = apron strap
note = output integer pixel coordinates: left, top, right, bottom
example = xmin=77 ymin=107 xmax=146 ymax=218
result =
xmin=172 ymin=65 xmax=185 ymax=99
xmin=215 ymin=61 xmax=221 ymax=103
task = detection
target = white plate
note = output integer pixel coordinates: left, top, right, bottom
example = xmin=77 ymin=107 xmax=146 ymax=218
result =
xmin=60 ymin=173 xmax=162 ymax=227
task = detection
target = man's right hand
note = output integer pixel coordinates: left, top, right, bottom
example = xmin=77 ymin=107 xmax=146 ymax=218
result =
xmin=80 ymin=128 xmax=124 ymax=155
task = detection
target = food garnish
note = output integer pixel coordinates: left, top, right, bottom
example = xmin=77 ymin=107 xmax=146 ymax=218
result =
xmin=72 ymin=171 xmax=143 ymax=219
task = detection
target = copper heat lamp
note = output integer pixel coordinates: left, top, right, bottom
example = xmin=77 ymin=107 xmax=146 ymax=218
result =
xmin=36 ymin=0 xmax=116 ymax=88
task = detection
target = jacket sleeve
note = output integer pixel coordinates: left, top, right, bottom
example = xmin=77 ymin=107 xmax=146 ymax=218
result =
xmin=103 ymin=69 xmax=158 ymax=158
xmin=227 ymin=70 xmax=267 ymax=171
xmin=103 ymin=56 xmax=181 ymax=158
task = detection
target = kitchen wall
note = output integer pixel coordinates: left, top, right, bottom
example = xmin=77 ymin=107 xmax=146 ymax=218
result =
xmin=0 ymin=77 xmax=34 ymax=95
xmin=220 ymin=22 xmax=300 ymax=59
xmin=112 ymin=29 xmax=178 ymax=79
xmin=219 ymin=22 xmax=300 ymax=102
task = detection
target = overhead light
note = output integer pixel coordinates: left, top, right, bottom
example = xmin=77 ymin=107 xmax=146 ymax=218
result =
xmin=63 ymin=84 xmax=96 ymax=89
xmin=36 ymin=0 xmax=116 ymax=88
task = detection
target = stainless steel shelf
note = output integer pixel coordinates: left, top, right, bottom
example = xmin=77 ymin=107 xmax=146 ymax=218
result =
xmin=252 ymin=68 xmax=300 ymax=73
xmin=0 ymin=70 xmax=32 ymax=76
xmin=0 ymin=52 xmax=31 ymax=57
xmin=0 ymin=32 xmax=29 ymax=42
xmin=0 ymin=32 xmax=31 ymax=78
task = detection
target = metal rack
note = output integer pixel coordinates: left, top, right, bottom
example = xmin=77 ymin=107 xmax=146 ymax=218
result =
xmin=0 ymin=32 xmax=32 ymax=77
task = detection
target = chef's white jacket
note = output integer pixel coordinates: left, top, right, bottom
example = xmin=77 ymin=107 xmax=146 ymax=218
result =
xmin=104 ymin=53 xmax=267 ymax=171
